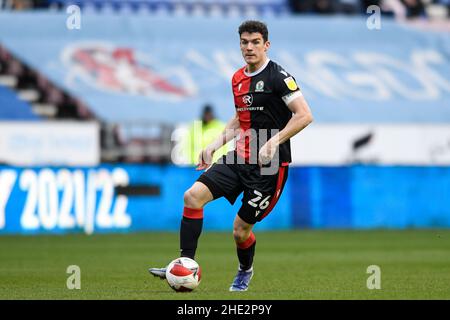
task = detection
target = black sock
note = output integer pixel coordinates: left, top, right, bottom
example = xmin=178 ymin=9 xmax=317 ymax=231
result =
xmin=236 ymin=233 xmax=256 ymax=271
xmin=237 ymin=241 xmax=256 ymax=271
xmin=180 ymin=207 xmax=203 ymax=259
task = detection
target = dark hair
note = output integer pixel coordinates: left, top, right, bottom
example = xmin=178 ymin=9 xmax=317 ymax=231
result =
xmin=202 ymin=104 xmax=213 ymax=115
xmin=238 ymin=20 xmax=268 ymax=42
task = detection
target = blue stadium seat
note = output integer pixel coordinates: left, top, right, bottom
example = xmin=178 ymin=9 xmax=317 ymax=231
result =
xmin=0 ymin=85 xmax=40 ymax=120
xmin=47 ymin=0 xmax=289 ymax=16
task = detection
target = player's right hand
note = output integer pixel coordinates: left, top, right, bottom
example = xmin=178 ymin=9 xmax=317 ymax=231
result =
xmin=196 ymin=147 xmax=215 ymax=171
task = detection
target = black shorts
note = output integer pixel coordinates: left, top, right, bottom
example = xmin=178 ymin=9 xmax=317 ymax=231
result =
xmin=197 ymin=153 xmax=289 ymax=225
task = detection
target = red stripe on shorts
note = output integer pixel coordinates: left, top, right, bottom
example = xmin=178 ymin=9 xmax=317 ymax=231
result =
xmin=260 ymin=166 xmax=287 ymax=220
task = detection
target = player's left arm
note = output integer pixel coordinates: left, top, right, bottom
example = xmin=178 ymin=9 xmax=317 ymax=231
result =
xmin=259 ymin=95 xmax=313 ymax=165
xmin=273 ymin=95 xmax=313 ymax=144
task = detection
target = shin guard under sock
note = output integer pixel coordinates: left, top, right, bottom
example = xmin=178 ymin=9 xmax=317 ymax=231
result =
xmin=236 ymin=232 xmax=256 ymax=271
xmin=180 ymin=207 xmax=203 ymax=259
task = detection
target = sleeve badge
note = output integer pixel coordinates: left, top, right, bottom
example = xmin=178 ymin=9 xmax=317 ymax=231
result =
xmin=284 ymin=76 xmax=298 ymax=91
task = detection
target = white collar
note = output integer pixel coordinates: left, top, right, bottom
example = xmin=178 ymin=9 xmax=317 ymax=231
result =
xmin=244 ymin=58 xmax=271 ymax=77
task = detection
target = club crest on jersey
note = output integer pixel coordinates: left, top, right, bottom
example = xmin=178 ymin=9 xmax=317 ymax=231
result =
xmin=242 ymin=94 xmax=253 ymax=106
xmin=284 ymin=76 xmax=298 ymax=91
xmin=255 ymin=81 xmax=264 ymax=92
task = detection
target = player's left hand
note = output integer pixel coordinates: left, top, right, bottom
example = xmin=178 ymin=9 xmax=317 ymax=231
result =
xmin=196 ymin=146 xmax=215 ymax=171
xmin=258 ymin=140 xmax=278 ymax=167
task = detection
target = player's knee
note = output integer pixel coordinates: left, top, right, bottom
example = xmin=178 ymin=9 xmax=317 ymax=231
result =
xmin=183 ymin=189 xmax=203 ymax=209
xmin=233 ymin=227 xmax=250 ymax=244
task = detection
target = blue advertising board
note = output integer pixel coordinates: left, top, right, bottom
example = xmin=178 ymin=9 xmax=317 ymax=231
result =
xmin=1 ymin=164 xmax=449 ymax=235
xmin=0 ymin=164 xmax=290 ymax=234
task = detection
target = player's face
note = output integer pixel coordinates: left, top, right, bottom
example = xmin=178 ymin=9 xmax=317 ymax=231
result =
xmin=240 ymin=32 xmax=270 ymax=69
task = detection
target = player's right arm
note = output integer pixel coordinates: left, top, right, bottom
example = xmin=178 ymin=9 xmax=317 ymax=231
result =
xmin=196 ymin=112 xmax=240 ymax=171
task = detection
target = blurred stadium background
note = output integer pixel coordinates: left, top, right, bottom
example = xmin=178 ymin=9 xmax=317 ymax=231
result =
xmin=0 ymin=0 xmax=450 ymax=299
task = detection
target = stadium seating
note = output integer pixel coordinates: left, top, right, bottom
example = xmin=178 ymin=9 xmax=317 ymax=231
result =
xmin=0 ymin=84 xmax=40 ymax=120
xmin=46 ymin=0 xmax=290 ymax=16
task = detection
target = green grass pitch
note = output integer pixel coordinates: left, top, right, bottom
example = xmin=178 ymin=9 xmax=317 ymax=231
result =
xmin=0 ymin=230 xmax=449 ymax=299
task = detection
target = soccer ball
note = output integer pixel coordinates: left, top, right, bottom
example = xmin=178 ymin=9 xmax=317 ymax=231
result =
xmin=165 ymin=257 xmax=201 ymax=292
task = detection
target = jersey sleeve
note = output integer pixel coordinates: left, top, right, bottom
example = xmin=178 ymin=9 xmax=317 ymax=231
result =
xmin=273 ymin=69 xmax=303 ymax=106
